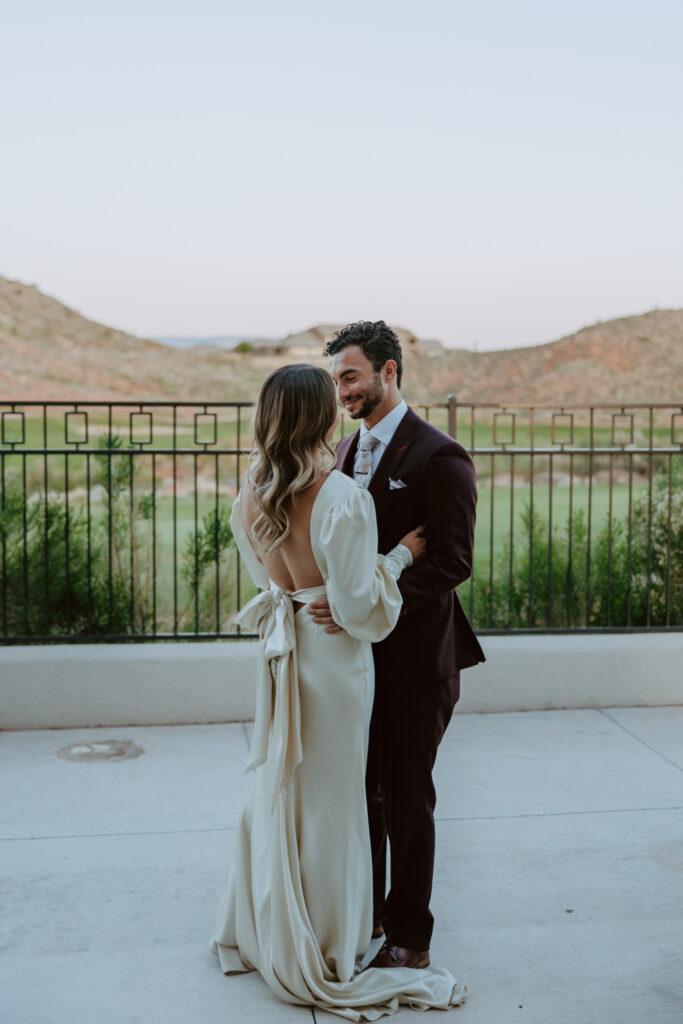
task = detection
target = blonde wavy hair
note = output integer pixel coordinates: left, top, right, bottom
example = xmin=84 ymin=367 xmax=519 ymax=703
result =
xmin=247 ymin=364 xmax=337 ymax=551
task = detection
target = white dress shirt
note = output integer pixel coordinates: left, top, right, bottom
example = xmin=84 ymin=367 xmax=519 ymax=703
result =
xmin=353 ymin=399 xmax=408 ymax=478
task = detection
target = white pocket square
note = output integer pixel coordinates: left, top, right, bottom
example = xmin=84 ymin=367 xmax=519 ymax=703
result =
xmin=389 ymin=477 xmax=407 ymax=490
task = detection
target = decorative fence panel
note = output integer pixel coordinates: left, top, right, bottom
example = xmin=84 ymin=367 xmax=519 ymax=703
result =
xmin=452 ymin=402 xmax=683 ymax=632
xmin=0 ymin=399 xmax=681 ymax=642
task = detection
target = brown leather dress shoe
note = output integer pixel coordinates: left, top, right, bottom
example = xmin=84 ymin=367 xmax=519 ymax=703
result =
xmin=365 ymin=941 xmax=430 ymax=970
xmin=372 ymin=921 xmax=384 ymax=939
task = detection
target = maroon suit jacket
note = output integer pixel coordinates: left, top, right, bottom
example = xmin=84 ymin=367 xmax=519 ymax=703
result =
xmin=335 ymin=407 xmax=485 ymax=681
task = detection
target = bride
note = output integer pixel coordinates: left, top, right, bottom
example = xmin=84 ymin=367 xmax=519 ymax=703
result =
xmin=210 ymin=364 xmax=466 ymax=1020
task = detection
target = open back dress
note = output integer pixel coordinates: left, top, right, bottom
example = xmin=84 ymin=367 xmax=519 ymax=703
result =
xmin=209 ymin=469 xmax=466 ymax=1021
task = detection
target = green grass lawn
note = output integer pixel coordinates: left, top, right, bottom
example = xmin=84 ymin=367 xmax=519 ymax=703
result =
xmin=472 ymin=479 xmax=651 ymax=562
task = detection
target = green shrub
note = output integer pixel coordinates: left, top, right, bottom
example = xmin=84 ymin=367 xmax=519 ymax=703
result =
xmin=472 ymin=462 xmax=683 ymax=629
xmin=0 ymin=485 xmax=130 ymax=637
xmin=91 ymin=434 xmax=158 ymax=633
xmin=0 ymin=435 xmax=237 ymax=639
xmin=180 ymin=505 xmax=236 ymax=631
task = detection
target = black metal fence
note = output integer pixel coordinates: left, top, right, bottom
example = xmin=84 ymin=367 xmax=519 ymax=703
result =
xmin=0 ymin=399 xmax=681 ymax=642
xmin=452 ymin=401 xmax=683 ymax=633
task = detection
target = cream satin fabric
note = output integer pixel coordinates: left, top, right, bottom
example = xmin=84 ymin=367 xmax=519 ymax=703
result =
xmin=235 ymin=582 xmax=326 ymax=810
xmin=210 ymin=470 xmax=466 ymax=1020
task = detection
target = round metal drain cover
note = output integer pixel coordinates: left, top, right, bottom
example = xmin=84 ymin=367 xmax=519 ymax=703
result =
xmin=56 ymin=739 xmax=145 ymax=762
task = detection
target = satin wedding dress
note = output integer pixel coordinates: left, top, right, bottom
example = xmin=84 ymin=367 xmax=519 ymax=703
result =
xmin=210 ymin=469 xmax=466 ymax=1020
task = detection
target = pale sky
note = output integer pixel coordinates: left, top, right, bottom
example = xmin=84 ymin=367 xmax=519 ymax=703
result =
xmin=2 ymin=0 xmax=682 ymax=350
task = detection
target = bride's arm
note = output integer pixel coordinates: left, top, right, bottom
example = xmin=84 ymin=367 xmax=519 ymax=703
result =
xmin=229 ymin=492 xmax=270 ymax=590
xmin=309 ymin=525 xmax=425 ymax=633
xmin=314 ymin=486 xmax=413 ymax=643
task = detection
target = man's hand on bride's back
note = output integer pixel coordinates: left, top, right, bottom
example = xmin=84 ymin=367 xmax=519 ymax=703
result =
xmin=400 ymin=526 xmax=426 ymax=562
xmin=307 ymin=598 xmax=343 ymax=634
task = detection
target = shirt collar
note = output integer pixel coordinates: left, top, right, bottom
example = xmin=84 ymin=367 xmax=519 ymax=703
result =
xmin=360 ymin=399 xmax=408 ymax=447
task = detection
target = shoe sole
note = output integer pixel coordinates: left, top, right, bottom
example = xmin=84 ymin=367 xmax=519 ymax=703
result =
xmin=367 ymin=953 xmax=431 ymax=970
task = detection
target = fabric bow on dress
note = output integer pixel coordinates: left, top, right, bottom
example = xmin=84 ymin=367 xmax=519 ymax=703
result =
xmin=235 ymin=583 xmax=326 ymax=810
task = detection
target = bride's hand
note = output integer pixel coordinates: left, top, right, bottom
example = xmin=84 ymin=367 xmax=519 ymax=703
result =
xmin=400 ymin=525 xmax=426 ymax=562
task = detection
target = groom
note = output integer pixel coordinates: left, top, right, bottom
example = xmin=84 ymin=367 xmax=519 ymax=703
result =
xmin=308 ymin=320 xmax=485 ymax=969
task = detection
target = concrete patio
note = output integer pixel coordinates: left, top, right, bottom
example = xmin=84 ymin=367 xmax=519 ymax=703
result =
xmin=2 ymin=706 xmax=683 ymax=1024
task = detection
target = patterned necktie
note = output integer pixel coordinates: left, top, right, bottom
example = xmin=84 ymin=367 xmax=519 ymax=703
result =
xmin=354 ymin=432 xmax=379 ymax=489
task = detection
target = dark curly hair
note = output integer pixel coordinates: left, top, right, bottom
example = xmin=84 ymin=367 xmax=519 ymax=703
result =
xmin=324 ymin=320 xmax=403 ymax=388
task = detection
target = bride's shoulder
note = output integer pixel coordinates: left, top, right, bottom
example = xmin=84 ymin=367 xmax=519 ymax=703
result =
xmin=327 ymin=468 xmax=352 ymax=488
xmin=322 ymin=469 xmax=364 ymax=500
xmin=311 ymin=472 xmax=375 ymax=561
xmin=314 ymin=470 xmax=370 ymax=522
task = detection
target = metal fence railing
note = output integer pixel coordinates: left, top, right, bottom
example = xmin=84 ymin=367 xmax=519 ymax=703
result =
xmin=0 ymin=399 xmax=681 ymax=642
xmin=451 ymin=401 xmax=683 ymax=633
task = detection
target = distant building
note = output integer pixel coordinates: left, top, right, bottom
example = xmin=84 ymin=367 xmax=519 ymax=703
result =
xmin=250 ymin=324 xmax=429 ymax=357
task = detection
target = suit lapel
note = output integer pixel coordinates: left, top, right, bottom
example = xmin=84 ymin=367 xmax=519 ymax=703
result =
xmin=368 ymin=407 xmax=419 ymax=500
xmin=336 ymin=429 xmax=360 ymax=475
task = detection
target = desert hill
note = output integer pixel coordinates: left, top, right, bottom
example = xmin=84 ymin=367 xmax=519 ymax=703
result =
xmin=0 ymin=276 xmax=681 ymax=404
xmin=418 ymin=310 xmax=683 ymax=404
xmin=0 ymin=277 xmax=268 ymax=401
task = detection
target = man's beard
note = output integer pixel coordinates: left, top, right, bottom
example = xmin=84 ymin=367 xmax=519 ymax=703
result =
xmin=346 ymin=374 xmax=385 ymax=420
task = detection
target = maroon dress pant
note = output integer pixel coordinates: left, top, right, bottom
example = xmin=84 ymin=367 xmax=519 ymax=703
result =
xmin=365 ymin=670 xmax=460 ymax=951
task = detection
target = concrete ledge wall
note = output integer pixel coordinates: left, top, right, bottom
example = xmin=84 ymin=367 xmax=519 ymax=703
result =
xmin=1 ymin=633 xmax=682 ymax=730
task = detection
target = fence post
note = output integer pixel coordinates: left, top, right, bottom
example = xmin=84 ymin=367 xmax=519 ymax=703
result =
xmin=447 ymin=393 xmax=457 ymax=439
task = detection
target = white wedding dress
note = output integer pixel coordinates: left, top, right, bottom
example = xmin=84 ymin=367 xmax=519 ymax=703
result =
xmin=210 ymin=470 xmax=466 ymax=1021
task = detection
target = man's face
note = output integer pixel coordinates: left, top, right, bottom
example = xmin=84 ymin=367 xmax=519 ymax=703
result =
xmin=329 ymin=345 xmax=386 ymax=420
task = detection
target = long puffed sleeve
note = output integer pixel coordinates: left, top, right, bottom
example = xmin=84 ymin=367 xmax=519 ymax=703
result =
xmin=312 ymin=480 xmax=410 ymax=643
